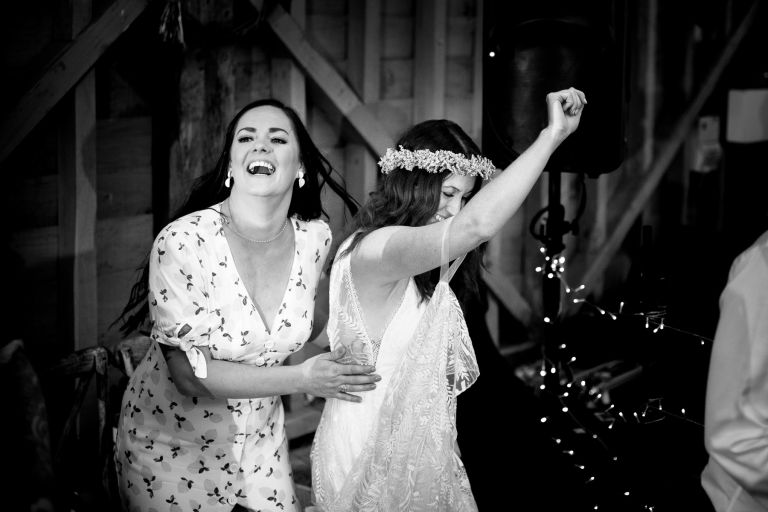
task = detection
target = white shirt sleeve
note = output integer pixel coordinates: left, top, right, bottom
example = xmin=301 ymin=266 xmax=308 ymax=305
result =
xmin=703 ymin=232 xmax=768 ymax=501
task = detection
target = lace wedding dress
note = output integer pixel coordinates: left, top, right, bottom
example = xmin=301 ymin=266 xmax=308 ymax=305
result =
xmin=311 ymin=220 xmax=479 ymax=511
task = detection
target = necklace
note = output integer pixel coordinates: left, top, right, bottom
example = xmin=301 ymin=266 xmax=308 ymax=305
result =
xmin=222 ymin=203 xmax=288 ymax=244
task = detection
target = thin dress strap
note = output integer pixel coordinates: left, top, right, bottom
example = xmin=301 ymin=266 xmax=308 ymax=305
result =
xmin=439 ymin=217 xmax=466 ymax=284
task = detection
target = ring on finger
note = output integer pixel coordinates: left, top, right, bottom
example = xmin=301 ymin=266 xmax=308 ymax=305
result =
xmin=339 ymin=384 xmax=348 ymax=393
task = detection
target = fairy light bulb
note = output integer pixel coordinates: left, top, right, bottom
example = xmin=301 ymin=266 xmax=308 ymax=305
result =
xmin=543 ymin=316 xmax=551 ymax=323
xmin=540 ymin=417 xmax=548 ymax=423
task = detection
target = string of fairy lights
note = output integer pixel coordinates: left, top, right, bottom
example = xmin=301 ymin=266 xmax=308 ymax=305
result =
xmin=526 ymin=245 xmax=713 ymax=510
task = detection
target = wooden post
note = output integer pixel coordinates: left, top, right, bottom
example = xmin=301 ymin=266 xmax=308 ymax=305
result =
xmin=58 ymin=0 xmax=98 ymax=351
xmin=345 ymin=0 xmax=381 ymax=205
xmin=271 ymin=0 xmax=307 ymax=123
xmin=413 ymin=0 xmax=447 ymax=123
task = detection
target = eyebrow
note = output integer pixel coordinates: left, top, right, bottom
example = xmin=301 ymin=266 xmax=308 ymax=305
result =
xmin=236 ymin=127 xmax=290 ymax=135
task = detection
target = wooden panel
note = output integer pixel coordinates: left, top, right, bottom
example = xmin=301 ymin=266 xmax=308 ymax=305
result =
xmin=266 ymin=4 xmax=394 ymax=157
xmin=449 ymin=0 xmax=477 ymax=16
xmin=446 ymin=56 xmax=473 ymax=98
xmin=370 ymin=99 xmax=412 ymax=140
xmin=306 ymin=0 xmax=346 ymax=16
xmin=306 ymin=14 xmax=347 ymax=62
xmin=413 ymin=0 xmax=447 ymax=122
xmin=9 ymin=175 xmax=58 ymax=229
xmin=97 ymin=214 xmax=153 ymax=344
xmin=9 ymin=226 xmax=59 ymax=354
xmin=447 ymin=16 xmax=474 ymax=57
xmin=382 ymin=16 xmax=413 ymax=59
xmin=381 ymin=59 xmax=413 ymax=100
xmin=0 ymin=0 xmax=152 ymax=164
xmin=382 ymin=0 xmax=413 ymax=16
xmin=97 ymin=117 xmax=152 ymax=218
xmin=444 ymin=96 xmax=473 ymax=134
xmin=101 ymin=61 xmax=149 ymax=118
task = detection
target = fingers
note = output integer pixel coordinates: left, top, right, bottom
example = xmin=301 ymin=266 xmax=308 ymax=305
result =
xmin=325 ymin=344 xmax=347 ymax=361
xmin=338 ymin=363 xmax=377 ymax=375
xmin=333 ymin=381 xmax=378 ymax=403
xmin=547 ymin=87 xmax=587 ymax=116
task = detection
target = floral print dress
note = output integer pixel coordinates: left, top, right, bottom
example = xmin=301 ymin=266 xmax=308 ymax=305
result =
xmin=115 ymin=204 xmax=331 ymax=512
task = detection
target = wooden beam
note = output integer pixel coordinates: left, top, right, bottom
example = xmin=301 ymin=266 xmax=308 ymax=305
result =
xmin=264 ymin=3 xmax=394 ymax=157
xmin=0 ymin=0 xmax=153 ymax=164
xmin=345 ymin=0 xmax=381 ymax=204
xmin=58 ymin=0 xmax=98 ymax=351
xmin=270 ymin=0 xmax=307 ymax=123
xmin=471 ymin=0 xmax=484 ymax=144
xmin=482 ymin=270 xmax=533 ymax=326
xmin=576 ymin=0 xmax=760 ymax=289
xmin=413 ymin=0 xmax=447 ymax=123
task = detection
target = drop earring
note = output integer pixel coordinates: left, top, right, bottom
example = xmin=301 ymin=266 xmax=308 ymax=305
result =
xmin=225 ymin=169 xmax=232 ymax=188
xmin=298 ymin=171 xmax=305 ymax=188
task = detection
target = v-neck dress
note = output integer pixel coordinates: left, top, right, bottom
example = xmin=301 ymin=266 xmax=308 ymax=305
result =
xmin=114 ymin=204 xmax=331 ymax=512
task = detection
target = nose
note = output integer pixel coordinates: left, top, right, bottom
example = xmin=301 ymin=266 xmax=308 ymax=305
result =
xmin=253 ymin=136 xmax=272 ymax=153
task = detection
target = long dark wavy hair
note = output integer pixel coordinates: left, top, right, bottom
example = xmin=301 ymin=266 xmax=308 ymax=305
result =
xmin=341 ymin=119 xmax=487 ymax=305
xmin=115 ymin=99 xmax=359 ymax=336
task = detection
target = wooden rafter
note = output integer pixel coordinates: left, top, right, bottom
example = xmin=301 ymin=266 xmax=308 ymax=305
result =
xmin=0 ymin=0 xmax=153 ymax=164
xmin=574 ymin=0 xmax=760 ymax=289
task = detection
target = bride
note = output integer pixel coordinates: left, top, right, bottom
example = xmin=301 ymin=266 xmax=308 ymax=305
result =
xmin=310 ymin=88 xmax=586 ymax=511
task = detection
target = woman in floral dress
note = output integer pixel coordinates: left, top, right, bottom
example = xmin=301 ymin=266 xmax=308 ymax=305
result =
xmin=114 ymin=99 xmax=379 ymax=512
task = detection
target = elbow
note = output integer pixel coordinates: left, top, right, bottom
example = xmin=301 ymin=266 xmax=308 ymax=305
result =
xmin=170 ymin=373 xmax=206 ymax=397
xmin=463 ymin=215 xmax=494 ymax=246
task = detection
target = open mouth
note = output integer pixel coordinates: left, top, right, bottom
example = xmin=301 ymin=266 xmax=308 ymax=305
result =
xmin=246 ymin=161 xmax=276 ymax=176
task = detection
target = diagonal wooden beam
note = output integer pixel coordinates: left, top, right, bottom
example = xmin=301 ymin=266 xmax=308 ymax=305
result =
xmin=0 ymin=0 xmax=153 ymax=164
xmin=263 ymin=3 xmax=394 ymax=157
xmin=482 ymin=270 xmax=533 ymax=326
xmin=576 ymin=0 xmax=760 ymax=289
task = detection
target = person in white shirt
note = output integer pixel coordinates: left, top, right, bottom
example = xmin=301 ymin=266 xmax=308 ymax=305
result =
xmin=702 ymin=229 xmax=768 ymax=511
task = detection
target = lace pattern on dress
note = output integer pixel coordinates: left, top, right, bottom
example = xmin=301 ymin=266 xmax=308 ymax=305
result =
xmin=312 ymin=218 xmax=480 ymax=511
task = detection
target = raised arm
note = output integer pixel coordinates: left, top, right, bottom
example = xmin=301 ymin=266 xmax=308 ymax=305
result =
xmin=354 ymin=88 xmax=586 ymax=285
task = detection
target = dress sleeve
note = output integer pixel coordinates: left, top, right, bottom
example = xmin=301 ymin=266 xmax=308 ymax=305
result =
xmin=704 ymin=237 xmax=768 ymax=494
xmin=310 ymin=219 xmax=333 ymax=274
xmin=147 ymin=229 xmax=222 ymax=379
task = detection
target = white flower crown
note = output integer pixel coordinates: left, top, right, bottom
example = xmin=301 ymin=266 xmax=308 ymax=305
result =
xmin=377 ymin=146 xmax=497 ymax=180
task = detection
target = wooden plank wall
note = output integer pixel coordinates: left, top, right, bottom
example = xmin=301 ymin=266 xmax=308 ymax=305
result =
xmin=4 ymin=0 xmax=738 ymax=364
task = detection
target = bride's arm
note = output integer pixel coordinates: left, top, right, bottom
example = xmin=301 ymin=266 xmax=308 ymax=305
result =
xmin=353 ymin=88 xmax=586 ymax=285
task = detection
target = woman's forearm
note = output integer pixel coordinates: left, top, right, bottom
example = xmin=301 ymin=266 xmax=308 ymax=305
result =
xmin=163 ymin=346 xmax=304 ymax=399
xmin=452 ymin=127 xmax=561 ymax=246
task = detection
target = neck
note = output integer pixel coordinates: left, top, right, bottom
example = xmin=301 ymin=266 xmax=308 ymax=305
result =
xmin=226 ymin=191 xmax=291 ymax=238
